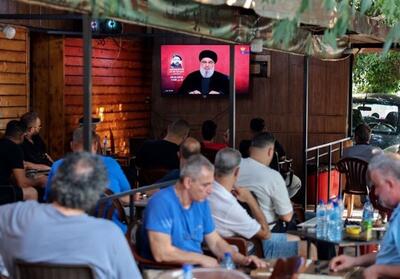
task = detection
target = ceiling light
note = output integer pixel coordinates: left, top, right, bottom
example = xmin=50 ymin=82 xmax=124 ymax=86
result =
xmin=2 ymin=25 xmax=16 ymax=40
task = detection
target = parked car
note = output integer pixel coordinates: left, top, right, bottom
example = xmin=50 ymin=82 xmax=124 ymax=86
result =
xmin=353 ymin=93 xmax=400 ymax=152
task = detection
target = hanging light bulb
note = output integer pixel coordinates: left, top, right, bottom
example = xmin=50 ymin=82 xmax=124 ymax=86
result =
xmin=2 ymin=25 xmax=16 ymax=40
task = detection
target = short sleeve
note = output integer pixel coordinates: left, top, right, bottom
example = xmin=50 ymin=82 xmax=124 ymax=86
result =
xmin=144 ymin=196 xmax=173 ymax=235
xmin=106 ymin=158 xmax=131 ymax=193
xmin=225 ymin=203 xmax=261 ymax=239
xmin=202 ymin=201 xmax=215 ymax=235
xmin=43 ymin=160 xmax=62 ymax=202
xmin=270 ymin=174 xmax=293 ymax=216
xmin=9 ymin=144 xmax=24 ymax=170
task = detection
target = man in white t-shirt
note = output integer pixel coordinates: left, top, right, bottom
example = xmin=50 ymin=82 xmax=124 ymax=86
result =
xmin=236 ymin=132 xmax=316 ymax=258
xmin=209 ymin=147 xmax=315 ymax=259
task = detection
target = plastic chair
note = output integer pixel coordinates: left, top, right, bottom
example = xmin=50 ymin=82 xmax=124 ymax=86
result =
xmin=224 ymin=236 xmax=264 ymax=257
xmin=14 ymin=260 xmax=95 ymax=279
xmin=336 ymin=157 xmax=369 ymax=217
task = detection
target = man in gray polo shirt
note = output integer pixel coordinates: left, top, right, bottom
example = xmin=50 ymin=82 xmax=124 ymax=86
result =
xmin=0 ymin=152 xmax=141 ymax=279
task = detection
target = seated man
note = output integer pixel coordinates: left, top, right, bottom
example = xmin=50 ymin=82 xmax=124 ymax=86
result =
xmin=136 ymin=119 xmax=190 ymax=170
xmin=0 ymin=120 xmax=45 ymax=205
xmin=140 ymin=154 xmax=265 ymax=268
xmin=239 ymin=117 xmax=301 ymax=198
xmin=158 ymin=137 xmax=201 ymax=183
xmin=330 ymin=153 xmax=400 ymax=278
xmin=201 ymin=120 xmax=228 ymax=151
xmin=44 ymin=127 xmax=131 ymax=233
xmin=20 ymin=111 xmax=53 ymax=169
xmin=343 ymin=123 xmax=382 ymax=162
xmin=0 ymin=152 xmax=141 ymax=279
xmin=209 ymin=148 xmax=315 ymax=259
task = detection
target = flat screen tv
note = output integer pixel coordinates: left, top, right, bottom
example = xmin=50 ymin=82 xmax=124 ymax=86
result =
xmin=161 ymin=45 xmax=250 ymax=97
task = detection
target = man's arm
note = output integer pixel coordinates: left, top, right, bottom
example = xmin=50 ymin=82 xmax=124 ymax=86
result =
xmin=204 ymin=231 xmax=265 ymax=268
xmin=364 ymin=264 xmax=400 ymax=279
xmin=330 ymin=253 xmax=376 ymax=272
xmin=12 ymin=168 xmax=46 ymax=188
xmin=234 ymin=187 xmax=270 ymax=240
xmin=24 ymin=161 xmax=51 ymax=171
xmin=148 ymin=231 xmax=218 ymax=267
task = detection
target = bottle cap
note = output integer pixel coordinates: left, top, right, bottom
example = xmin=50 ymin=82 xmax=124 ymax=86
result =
xmin=319 ymin=200 xmax=324 ymax=204
xmin=224 ymin=252 xmax=232 ymax=258
xmin=183 ymin=264 xmax=193 ymax=272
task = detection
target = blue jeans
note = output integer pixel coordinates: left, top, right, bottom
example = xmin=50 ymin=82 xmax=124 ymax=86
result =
xmin=262 ymin=233 xmax=298 ymax=259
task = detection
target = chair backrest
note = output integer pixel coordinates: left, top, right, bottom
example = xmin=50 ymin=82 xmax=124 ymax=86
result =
xmin=336 ymin=157 xmax=369 ymax=195
xmin=14 ymin=260 xmax=95 ymax=279
xmin=126 ymin=222 xmax=181 ymax=270
xmin=96 ymin=189 xmax=129 ymax=225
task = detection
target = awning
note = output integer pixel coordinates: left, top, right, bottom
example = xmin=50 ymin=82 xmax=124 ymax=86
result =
xmin=16 ymin=0 xmax=392 ymax=58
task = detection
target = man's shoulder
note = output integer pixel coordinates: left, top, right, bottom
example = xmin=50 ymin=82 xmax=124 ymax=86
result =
xmin=213 ymin=71 xmax=229 ymax=80
xmin=147 ymin=186 xmax=175 ymax=206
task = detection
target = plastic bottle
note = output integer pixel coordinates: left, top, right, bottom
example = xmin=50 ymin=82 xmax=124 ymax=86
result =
xmin=220 ymin=252 xmax=236 ymax=270
xmin=333 ymin=202 xmax=343 ymax=242
xmin=182 ymin=264 xmax=193 ymax=279
xmin=362 ymin=198 xmax=374 ymax=240
xmin=103 ymin=136 xmax=108 ymax=155
xmin=316 ymin=200 xmax=326 ymax=239
xmin=326 ymin=200 xmax=334 ymax=241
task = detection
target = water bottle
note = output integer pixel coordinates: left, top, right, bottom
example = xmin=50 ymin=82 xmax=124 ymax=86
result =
xmin=333 ymin=202 xmax=343 ymax=242
xmin=316 ymin=200 xmax=326 ymax=239
xmin=362 ymin=198 xmax=374 ymax=240
xmin=328 ymin=201 xmax=340 ymax=242
xmin=103 ymin=136 xmax=108 ymax=155
xmin=221 ymin=252 xmax=235 ymax=270
xmin=182 ymin=264 xmax=193 ymax=279
xmin=326 ymin=200 xmax=334 ymax=240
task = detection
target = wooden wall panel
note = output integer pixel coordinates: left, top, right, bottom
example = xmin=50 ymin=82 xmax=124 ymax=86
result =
xmin=0 ymin=25 xmax=29 ymax=134
xmin=63 ymin=37 xmax=152 ymax=156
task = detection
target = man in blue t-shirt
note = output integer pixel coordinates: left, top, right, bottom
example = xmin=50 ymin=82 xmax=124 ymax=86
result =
xmin=330 ymin=153 xmax=400 ymax=278
xmin=44 ymin=127 xmax=131 ymax=232
xmin=140 ymin=154 xmax=266 ymax=268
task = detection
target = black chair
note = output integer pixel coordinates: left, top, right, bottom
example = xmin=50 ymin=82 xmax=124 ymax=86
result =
xmin=336 ymin=157 xmax=369 ymax=217
xmin=14 ymin=260 xmax=95 ymax=279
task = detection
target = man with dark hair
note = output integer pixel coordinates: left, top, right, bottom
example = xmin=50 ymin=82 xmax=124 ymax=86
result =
xmin=136 ymin=119 xmax=190 ymax=170
xmin=178 ymin=50 xmax=229 ymax=97
xmin=20 ymin=111 xmax=53 ymax=169
xmin=343 ymin=123 xmax=382 ymax=162
xmin=330 ymin=153 xmax=400 ymax=278
xmin=0 ymin=120 xmax=44 ymax=204
xmin=44 ymin=127 xmax=131 ymax=233
xmin=140 ymin=154 xmax=265 ymax=267
xmin=0 ymin=152 xmax=141 ymax=279
xmin=209 ymin=148 xmax=315 ymax=259
xmin=239 ymin=117 xmax=301 ymax=198
xmin=201 ymin=120 xmax=227 ymax=151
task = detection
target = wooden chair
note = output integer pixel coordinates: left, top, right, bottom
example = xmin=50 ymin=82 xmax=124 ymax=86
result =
xmin=14 ymin=260 xmax=95 ymax=279
xmin=126 ymin=222 xmax=181 ymax=270
xmin=224 ymin=236 xmax=264 ymax=257
xmin=336 ymin=157 xmax=369 ymax=217
xmin=96 ymin=189 xmax=129 ymax=226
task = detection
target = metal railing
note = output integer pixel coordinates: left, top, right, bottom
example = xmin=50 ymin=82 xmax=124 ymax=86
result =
xmin=98 ymin=179 xmax=178 ymax=223
xmin=305 ymin=137 xmax=351 ymax=211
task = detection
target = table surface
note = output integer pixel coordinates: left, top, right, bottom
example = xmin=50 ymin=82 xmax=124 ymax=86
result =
xmin=289 ymin=229 xmax=384 ymax=247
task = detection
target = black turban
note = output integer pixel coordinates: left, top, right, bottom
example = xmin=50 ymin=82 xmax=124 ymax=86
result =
xmin=199 ymin=50 xmax=217 ymax=63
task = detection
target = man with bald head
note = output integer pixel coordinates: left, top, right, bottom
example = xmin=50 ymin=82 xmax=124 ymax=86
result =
xmin=157 ymin=137 xmax=201 ymax=183
xmin=178 ymin=49 xmax=229 ymax=97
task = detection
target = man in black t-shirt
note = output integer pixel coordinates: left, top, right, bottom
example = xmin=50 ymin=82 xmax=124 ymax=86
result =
xmin=136 ymin=119 xmax=190 ymax=170
xmin=0 ymin=120 xmax=43 ymax=205
xmin=20 ymin=112 xmax=52 ymax=169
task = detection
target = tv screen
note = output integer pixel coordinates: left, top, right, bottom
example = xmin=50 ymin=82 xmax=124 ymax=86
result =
xmin=161 ymin=45 xmax=250 ymax=97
